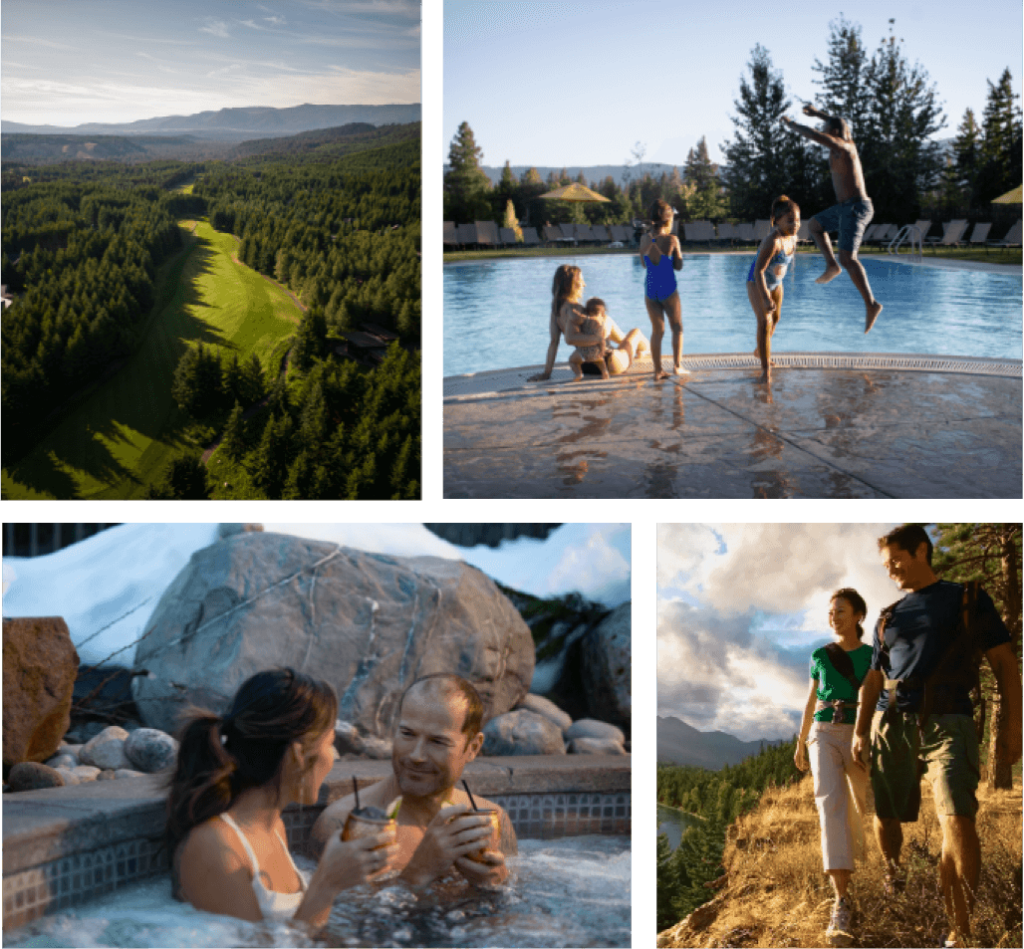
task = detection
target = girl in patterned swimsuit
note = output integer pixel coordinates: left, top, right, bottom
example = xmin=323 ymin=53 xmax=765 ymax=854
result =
xmin=639 ymin=199 xmax=686 ymax=380
xmin=746 ymin=195 xmax=801 ymax=384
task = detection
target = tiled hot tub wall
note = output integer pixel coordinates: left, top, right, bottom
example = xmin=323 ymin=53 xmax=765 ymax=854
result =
xmin=3 ymin=755 xmax=630 ymax=931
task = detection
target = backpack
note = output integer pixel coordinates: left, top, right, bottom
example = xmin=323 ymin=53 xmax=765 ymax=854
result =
xmin=877 ymin=581 xmax=986 ymax=741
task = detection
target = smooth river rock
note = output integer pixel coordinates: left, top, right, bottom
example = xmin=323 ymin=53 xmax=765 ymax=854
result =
xmin=564 ymin=719 xmax=626 ymax=745
xmin=482 ymin=709 xmax=566 ymax=756
xmin=79 ymin=726 xmax=131 ymax=770
xmin=568 ymin=736 xmax=628 ymax=755
xmin=8 ymin=762 xmax=65 ymax=791
xmin=124 ymin=728 xmax=179 ymax=773
xmin=515 ymin=694 xmax=573 ymax=732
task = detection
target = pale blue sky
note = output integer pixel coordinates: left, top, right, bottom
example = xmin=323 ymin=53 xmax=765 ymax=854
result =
xmin=445 ymin=0 xmax=1022 ymax=169
xmin=2 ymin=0 xmax=420 ymax=127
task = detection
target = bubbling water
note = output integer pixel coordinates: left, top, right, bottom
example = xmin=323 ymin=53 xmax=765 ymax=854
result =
xmin=4 ymin=836 xmax=629 ymax=949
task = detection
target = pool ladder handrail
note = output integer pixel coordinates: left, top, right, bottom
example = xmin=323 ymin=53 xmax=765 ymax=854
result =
xmin=887 ymin=225 xmax=923 ymax=261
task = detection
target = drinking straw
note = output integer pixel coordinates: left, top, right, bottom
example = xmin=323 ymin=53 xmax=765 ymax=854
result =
xmin=353 ymin=776 xmax=360 ymax=810
xmin=462 ymin=779 xmax=479 ymax=811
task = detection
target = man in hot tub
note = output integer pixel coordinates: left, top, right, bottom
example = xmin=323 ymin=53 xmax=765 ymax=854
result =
xmin=310 ymin=674 xmax=517 ymax=889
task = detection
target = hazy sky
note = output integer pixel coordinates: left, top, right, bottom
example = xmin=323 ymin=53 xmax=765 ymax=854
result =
xmin=445 ymin=0 xmax=1023 ymax=169
xmin=657 ymin=523 xmax=904 ymax=742
xmin=1 ymin=0 xmax=421 ymax=127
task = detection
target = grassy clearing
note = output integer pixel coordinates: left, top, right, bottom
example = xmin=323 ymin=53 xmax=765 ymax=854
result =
xmin=658 ymin=775 xmax=1022 ymax=949
xmin=2 ymin=219 xmax=301 ymax=499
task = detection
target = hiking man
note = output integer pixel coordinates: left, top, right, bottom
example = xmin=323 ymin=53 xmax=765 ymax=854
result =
xmin=852 ymin=525 xmax=1022 ymax=947
xmin=783 ymin=104 xmax=884 ymax=333
xmin=310 ymin=674 xmax=517 ymax=889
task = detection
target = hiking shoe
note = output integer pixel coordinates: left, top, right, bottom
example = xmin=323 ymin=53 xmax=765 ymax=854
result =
xmin=883 ymin=868 xmax=906 ymax=897
xmin=826 ymin=897 xmax=854 ymax=947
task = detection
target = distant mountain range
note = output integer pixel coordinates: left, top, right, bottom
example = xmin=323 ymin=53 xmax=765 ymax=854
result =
xmin=657 ymin=716 xmax=789 ymax=769
xmin=2 ymin=103 xmax=421 ymax=142
xmin=1 ymin=120 xmax=420 ymax=165
xmin=477 ymin=162 xmax=684 ymax=188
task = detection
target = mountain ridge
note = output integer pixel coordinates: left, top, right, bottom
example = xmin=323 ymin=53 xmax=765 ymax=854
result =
xmin=657 ymin=715 xmax=789 ymax=769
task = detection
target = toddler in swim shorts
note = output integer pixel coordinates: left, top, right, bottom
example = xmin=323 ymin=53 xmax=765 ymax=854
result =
xmin=568 ymin=297 xmax=610 ymax=380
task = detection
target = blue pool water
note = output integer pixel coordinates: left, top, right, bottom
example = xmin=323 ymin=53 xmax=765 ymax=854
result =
xmin=443 ymin=254 xmax=1022 ymax=376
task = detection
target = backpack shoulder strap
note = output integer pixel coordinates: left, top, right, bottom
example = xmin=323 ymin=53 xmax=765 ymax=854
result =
xmin=823 ymin=642 xmax=864 ymax=694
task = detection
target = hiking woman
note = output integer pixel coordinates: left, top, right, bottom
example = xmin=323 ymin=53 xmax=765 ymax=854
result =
xmin=794 ymin=589 xmax=872 ymax=946
xmin=167 ymin=668 xmax=398 ymax=927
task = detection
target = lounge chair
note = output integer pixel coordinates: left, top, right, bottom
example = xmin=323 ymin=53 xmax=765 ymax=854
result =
xmin=796 ymin=221 xmax=813 ymax=244
xmin=610 ymin=224 xmax=632 ymax=243
xmin=737 ymin=222 xmax=755 ymax=245
xmin=444 ymin=221 xmax=458 ymax=248
xmin=474 ymin=221 xmax=499 ymax=247
xmin=987 ymin=219 xmax=1022 ymax=251
xmin=591 ymin=225 xmax=610 ymax=242
xmin=716 ymin=222 xmax=740 ymax=247
xmin=966 ymin=222 xmax=992 ymax=249
xmin=542 ymin=224 xmax=564 ymax=244
xmin=455 ymin=223 xmax=478 ymax=247
xmin=925 ymin=219 xmax=969 ymax=253
xmin=521 ymin=227 xmax=541 ymax=246
xmin=683 ymin=221 xmax=715 ymax=246
xmin=753 ymin=219 xmax=771 ymax=242
xmin=575 ymin=223 xmax=595 ymax=242
xmin=499 ymin=227 xmax=519 ymax=246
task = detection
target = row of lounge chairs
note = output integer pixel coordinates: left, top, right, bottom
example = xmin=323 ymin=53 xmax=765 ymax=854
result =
xmin=444 ymin=218 xmax=1022 ymax=252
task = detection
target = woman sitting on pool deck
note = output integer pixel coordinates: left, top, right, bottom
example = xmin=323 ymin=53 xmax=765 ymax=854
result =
xmin=166 ymin=668 xmax=398 ymax=927
xmin=528 ymin=264 xmax=651 ymax=382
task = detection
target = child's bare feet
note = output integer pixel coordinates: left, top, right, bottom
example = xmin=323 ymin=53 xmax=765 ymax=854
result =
xmin=653 ymin=369 xmax=670 ymax=381
xmin=759 ymin=370 xmax=771 ymax=385
xmin=865 ymin=301 xmax=883 ymax=333
xmin=816 ymin=262 xmax=842 ymax=284
xmin=673 ymin=364 xmax=690 ymax=376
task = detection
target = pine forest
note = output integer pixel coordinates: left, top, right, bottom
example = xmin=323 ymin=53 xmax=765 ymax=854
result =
xmin=1 ymin=123 xmax=421 ymax=500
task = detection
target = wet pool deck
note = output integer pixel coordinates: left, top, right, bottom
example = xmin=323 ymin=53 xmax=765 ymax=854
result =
xmin=444 ymin=256 xmax=1022 ymax=498
xmin=444 ymin=353 xmax=1022 ymax=498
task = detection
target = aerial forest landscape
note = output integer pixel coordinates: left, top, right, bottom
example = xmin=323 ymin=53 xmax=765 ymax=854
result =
xmin=1 ymin=2 xmax=421 ymax=500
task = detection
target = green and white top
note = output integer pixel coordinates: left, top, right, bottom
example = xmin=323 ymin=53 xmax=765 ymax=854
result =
xmin=810 ymin=643 xmax=872 ymax=724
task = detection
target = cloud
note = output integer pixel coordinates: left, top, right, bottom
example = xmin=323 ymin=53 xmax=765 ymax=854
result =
xmin=657 ymin=523 xmax=902 ymax=741
xmin=200 ymin=19 xmax=230 ymax=38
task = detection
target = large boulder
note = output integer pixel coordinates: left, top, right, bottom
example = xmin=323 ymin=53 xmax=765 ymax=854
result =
xmin=3 ymin=618 xmax=79 ymax=771
xmin=124 ymin=728 xmax=178 ymax=773
xmin=133 ymin=533 xmax=534 ymax=738
xmin=580 ymin=603 xmax=631 ymax=732
xmin=79 ymin=726 xmax=131 ymax=770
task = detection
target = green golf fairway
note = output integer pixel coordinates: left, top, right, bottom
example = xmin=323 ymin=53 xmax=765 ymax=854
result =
xmin=2 ymin=220 xmax=301 ymax=499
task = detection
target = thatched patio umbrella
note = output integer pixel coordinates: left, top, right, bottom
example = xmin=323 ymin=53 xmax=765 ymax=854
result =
xmin=992 ymin=184 xmax=1022 ymax=204
xmin=540 ymin=182 xmax=610 ymax=262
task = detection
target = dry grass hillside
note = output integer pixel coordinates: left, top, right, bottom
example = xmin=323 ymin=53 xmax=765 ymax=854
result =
xmin=657 ymin=773 xmax=1022 ymax=949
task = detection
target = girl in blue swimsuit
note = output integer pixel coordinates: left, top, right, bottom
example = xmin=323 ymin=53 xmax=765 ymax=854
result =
xmin=746 ymin=195 xmax=801 ymax=384
xmin=639 ymin=199 xmax=686 ymax=380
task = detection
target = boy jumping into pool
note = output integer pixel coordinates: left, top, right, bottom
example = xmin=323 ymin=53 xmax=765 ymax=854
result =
xmin=568 ymin=297 xmax=611 ymax=381
xmin=783 ymin=104 xmax=883 ymax=333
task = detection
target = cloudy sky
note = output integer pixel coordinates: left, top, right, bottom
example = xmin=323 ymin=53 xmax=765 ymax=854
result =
xmin=445 ymin=0 xmax=1022 ymax=167
xmin=658 ymin=524 xmax=908 ymax=742
xmin=1 ymin=0 xmax=420 ymax=127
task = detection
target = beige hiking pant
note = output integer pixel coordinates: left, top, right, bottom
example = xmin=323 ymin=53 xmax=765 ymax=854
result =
xmin=807 ymin=721 xmax=868 ymax=871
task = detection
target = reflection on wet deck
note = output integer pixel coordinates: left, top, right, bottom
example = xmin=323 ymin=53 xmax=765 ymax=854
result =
xmin=443 ymin=354 xmax=1022 ymax=499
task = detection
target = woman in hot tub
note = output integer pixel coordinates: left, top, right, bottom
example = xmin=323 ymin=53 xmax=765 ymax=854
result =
xmin=166 ymin=668 xmax=398 ymax=927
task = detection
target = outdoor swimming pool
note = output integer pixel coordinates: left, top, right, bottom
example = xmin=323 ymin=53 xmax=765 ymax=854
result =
xmin=443 ymin=254 xmax=1022 ymax=376
xmin=3 ymin=836 xmax=630 ymax=948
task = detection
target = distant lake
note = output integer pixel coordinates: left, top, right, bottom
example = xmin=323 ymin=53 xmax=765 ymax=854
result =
xmin=658 ymin=804 xmax=697 ymax=851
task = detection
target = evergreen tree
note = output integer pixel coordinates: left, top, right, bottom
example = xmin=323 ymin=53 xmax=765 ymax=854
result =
xmin=221 ymin=401 xmax=247 ymax=462
xmin=811 ymin=16 xmax=871 ymax=141
xmin=444 ymin=122 xmax=492 ymax=222
xmin=976 ymin=68 xmax=1023 ymax=203
xmin=681 ymin=138 xmax=726 ymax=219
xmin=953 ymin=108 xmax=983 ymax=206
xmin=147 ymin=451 xmax=210 ymax=499
xmin=860 ymin=20 xmax=946 ymax=222
xmin=722 ymin=46 xmax=812 ymax=219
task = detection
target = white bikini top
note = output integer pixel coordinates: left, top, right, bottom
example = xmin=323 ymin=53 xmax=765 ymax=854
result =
xmin=219 ymin=812 xmax=308 ymax=921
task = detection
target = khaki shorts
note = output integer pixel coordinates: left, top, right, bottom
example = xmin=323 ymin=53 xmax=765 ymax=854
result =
xmin=870 ymin=711 xmax=979 ymax=822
